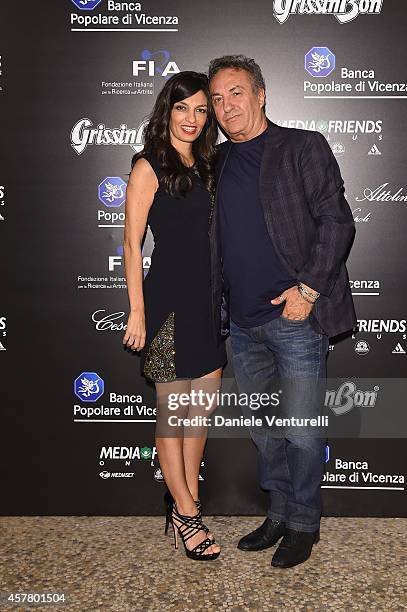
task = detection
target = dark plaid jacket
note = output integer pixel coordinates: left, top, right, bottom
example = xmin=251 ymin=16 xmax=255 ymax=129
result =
xmin=209 ymin=119 xmax=357 ymax=342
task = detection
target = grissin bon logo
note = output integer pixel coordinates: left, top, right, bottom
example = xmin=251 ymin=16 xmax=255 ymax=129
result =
xmin=70 ymin=118 xmax=147 ymax=155
xmin=273 ymin=0 xmax=383 ymax=24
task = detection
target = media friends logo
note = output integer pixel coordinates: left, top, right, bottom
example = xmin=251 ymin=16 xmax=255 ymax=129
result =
xmin=305 ymin=47 xmax=336 ymax=78
xmin=276 ymin=119 xmax=383 ymax=139
xmin=273 ymin=0 xmax=383 ymax=24
xmin=99 ymin=446 xmax=158 ymax=460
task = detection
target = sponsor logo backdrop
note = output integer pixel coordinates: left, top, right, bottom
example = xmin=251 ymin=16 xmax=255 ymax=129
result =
xmin=1 ymin=0 xmax=406 ymax=516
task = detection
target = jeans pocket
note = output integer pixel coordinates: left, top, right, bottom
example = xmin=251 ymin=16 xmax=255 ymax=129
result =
xmin=280 ymin=313 xmax=310 ymax=323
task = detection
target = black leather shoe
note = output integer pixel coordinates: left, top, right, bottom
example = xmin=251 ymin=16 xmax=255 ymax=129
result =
xmin=271 ymin=528 xmax=320 ymax=568
xmin=237 ymin=518 xmax=286 ymax=551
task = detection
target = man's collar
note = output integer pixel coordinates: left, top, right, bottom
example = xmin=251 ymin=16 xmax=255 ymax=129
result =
xmin=217 ymin=117 xmax=282 ymax=147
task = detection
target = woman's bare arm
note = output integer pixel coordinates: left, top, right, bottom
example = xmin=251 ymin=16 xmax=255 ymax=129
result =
xmin=122 ymin=158 xmax=158 ymax=351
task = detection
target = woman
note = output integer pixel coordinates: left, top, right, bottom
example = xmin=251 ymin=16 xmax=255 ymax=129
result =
xmin=122 ymin=71 xmax=226 ymax=561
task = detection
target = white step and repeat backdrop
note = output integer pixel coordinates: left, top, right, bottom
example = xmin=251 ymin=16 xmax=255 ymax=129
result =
xmin=1 ymin=0 xmax=407 ymax=516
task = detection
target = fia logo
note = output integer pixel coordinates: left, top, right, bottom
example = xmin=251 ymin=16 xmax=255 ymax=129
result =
xmin=133 ymin=50 xmax=180 ymax=78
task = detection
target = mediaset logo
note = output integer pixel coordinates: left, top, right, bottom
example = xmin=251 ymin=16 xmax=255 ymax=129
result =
xmin=70 ymin=118 xmax=146 ymax=155
xmin=133 ymin=50 xmax=180 ymax=78
xmin=99 ymin=471 xmax=135 ymax=478
xmin=325 ymin=380 xmax=379 ymax=415
xmin=273 ymin=0 xmax=384 ymax=24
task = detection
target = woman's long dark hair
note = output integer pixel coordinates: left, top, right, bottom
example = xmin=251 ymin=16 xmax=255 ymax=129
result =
xmin=131 ymin=71 xmax=217 ymax=197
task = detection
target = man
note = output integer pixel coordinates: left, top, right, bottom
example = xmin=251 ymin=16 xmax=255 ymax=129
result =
xmin=208 ymin=55 xmax=356 ymax=568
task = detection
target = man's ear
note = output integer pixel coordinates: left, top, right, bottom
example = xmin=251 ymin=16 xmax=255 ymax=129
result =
xmin=258 ymin=88 xmax=266 ymax=109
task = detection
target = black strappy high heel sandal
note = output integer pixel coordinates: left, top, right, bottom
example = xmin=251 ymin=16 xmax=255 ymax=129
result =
xmin=164 ymin=491 xmax=173 ymax=536
xmin=171 ymin=504 xmax=220 ymax=561
xmin=164 ymin=492 xmax=214 ymax=539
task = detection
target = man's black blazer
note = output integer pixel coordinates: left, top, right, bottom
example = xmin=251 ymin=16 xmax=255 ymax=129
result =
xmin=209 ymin=119 xmax=357 ymax=342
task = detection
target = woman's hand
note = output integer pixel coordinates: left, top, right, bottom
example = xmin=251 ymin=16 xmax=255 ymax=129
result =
xmin=122 ymin=310 xmax=146 ymax=351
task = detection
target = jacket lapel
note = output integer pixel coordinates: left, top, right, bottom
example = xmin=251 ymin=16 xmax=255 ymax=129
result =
xmin=259 ymin=119 xmax=285 ymax=191
xmin=259 ymin=120 xmax=298 ymax=277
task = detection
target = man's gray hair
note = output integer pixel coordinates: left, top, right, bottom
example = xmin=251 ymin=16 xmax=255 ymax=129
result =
xmin=208 ymin=55 xmax=266 ymax=93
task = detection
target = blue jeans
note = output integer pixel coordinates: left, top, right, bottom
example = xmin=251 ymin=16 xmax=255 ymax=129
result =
xmin=230 ymin=314 xmax=329 ymax=532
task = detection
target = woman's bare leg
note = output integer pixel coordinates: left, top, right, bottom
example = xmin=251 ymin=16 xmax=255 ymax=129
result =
xmin=183 ymin=367 xmax=223 ymax=501
xmin=155 ymin=377 xmax=220 ymax=555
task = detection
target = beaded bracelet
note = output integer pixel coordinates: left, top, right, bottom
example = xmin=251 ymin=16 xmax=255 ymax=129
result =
xmin=297 ymin=284 xmax=319 ymax=304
